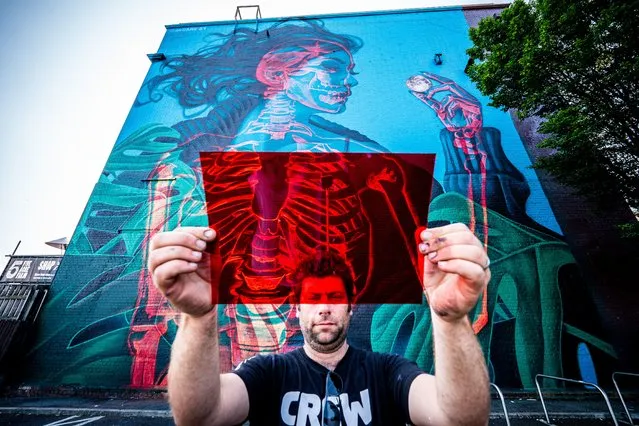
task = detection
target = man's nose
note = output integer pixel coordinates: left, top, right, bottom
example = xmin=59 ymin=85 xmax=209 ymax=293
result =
xmin=318 ymin=301 xmax=331 ymax=315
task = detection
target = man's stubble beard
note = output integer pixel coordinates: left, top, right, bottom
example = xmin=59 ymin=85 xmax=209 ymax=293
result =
xmin=303 ymin=314 xmax=350 ymax=353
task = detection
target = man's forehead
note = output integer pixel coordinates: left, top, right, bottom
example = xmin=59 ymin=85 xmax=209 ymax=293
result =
xmin=300 ymin=275 xmax=346 ymax=293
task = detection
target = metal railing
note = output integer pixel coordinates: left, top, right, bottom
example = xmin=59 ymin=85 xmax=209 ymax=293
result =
xmin=0 ymin=284 xmax=33 ymax=320
xmin=535 ymin=374 xmax=618 ymax=425
xmin=612 ymin=372 xmax=639 ymax=425
xmin=0 ymin=283 xmax=49 ymax=365
xmin=491 ymin=383 xmax=511 ymax=426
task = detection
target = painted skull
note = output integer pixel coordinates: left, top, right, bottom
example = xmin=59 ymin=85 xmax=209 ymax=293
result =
xmin=284 ymin=46 xmax=358 ymax=113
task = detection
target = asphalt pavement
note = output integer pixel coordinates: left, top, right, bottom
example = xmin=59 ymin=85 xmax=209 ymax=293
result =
xmin=0 ymin=413 xmax=631 ymax=425
xmin=0 ymin=391 xmax=636 ymax=425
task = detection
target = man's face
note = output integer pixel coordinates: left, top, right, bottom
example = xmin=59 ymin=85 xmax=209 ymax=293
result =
xmin=297 ymin=275 xmax=351 ymax=353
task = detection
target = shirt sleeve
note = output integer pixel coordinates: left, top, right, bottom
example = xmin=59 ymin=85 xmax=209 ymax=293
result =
xmin=231 ymin=354 xmax=277 ymax=422
xmin=385 ymin=353 xmax=424 ymax=424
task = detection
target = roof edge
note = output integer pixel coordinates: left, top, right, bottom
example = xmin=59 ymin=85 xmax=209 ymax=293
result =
xmin=462 ymin=2 xmax=510 ymax=10
xmin=165 ymin=3 xmax=510 ymax=29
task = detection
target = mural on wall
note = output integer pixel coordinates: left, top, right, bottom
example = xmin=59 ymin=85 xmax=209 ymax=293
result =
xmin=23 ymin=10 xmax=616 ymax=391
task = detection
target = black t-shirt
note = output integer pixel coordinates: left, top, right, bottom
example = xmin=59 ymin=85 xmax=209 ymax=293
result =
xmin=232 ymin=346 xmax=423 ymax=425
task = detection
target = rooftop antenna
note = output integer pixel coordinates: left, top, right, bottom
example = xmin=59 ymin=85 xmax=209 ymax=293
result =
xmin=234 ymin=5 xmax=267 ymax=36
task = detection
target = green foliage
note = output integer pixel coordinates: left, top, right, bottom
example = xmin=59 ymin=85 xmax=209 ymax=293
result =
xmin=617 ymin=221 xmax=639 ymax=239
xmin=466 ymin=0 xmax=639 ymax=218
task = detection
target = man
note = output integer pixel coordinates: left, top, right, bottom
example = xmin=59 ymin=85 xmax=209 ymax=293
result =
xmin=148 ymin=223 xmax=491 ymax=425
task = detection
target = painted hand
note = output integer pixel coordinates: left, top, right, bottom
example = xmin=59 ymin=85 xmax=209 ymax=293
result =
xmin=366 ymin=167 xmax=397 ymax=191
xmin=148 ymin=227 xmax=222 ymax=317
xmin=406 ymin=72 xmax=483 ymax=151
xmin=417 ymin=223 xmax=490 ymax=321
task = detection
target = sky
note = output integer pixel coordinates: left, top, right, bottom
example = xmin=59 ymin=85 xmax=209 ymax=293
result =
xmin=0 ymin=0 xmax=503 ymax=271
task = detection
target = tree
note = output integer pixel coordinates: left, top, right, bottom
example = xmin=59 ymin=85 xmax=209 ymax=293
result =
xmin=466 ymin=0 xmax=639 ymax=234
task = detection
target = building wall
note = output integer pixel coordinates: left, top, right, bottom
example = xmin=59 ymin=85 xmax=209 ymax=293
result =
xmin=19 ymin=5 xmax=635 ymax=391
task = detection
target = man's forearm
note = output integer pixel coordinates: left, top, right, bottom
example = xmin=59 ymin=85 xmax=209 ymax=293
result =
xmin=168 ymin=310 xmax=220 ymax=425
xmin=432 ymin=312 xmax=490 ymax=425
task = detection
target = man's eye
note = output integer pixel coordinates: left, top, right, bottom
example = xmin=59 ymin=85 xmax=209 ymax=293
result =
xmin=307 ymin=294 xmax=321 ymax=301
xmin=329 ymin=293 xmax=346 ymax=301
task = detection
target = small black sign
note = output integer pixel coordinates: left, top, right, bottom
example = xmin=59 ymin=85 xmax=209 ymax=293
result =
xmin=0 ymin=256 xmax=61 ymax=283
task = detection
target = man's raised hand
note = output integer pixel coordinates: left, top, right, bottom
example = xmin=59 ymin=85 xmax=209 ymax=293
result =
xmin=148 ymin=227 xmax=220 ymax=317
xmin=418 ymin=223 xmax=490 ymax=321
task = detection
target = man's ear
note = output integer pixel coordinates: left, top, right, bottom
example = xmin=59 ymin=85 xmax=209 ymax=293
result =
xmin=296 ymin=305 xmax=301 ymax=318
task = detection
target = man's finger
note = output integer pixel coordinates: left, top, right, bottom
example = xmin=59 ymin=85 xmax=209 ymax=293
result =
xmin=148 ymin=245 xmax=203 ymax=273
xmin=425 ymin=244 xmax=487 ymax=271
xmin=150 ymin=227 xmax=216 ymax=251
xmin=435 ymin=259 xmax=488 ymax=290
xmin=420 ymin=223 xmax=469 ymax=241
xmin=418 ymin=226 xmax=443 ymax=289
xmin=420 ymin=224 xmax=483 ymax=254
xmin=174 ymin=226 xmax=217 ymax=239
xmin=422 ymin=252 xmax=443 ymax=289
xmin=152 ymin=259 xmax=198 ymax=293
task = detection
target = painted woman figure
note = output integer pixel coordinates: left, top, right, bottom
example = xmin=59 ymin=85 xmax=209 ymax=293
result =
xmin=130 ymin=19 xmax=437 ymax=374
xmin=143 ymin=20 xmax=384 ymax=159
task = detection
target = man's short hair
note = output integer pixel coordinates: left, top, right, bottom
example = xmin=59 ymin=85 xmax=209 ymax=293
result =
xmin=291 ymin=249 xmax=355 ymax=305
